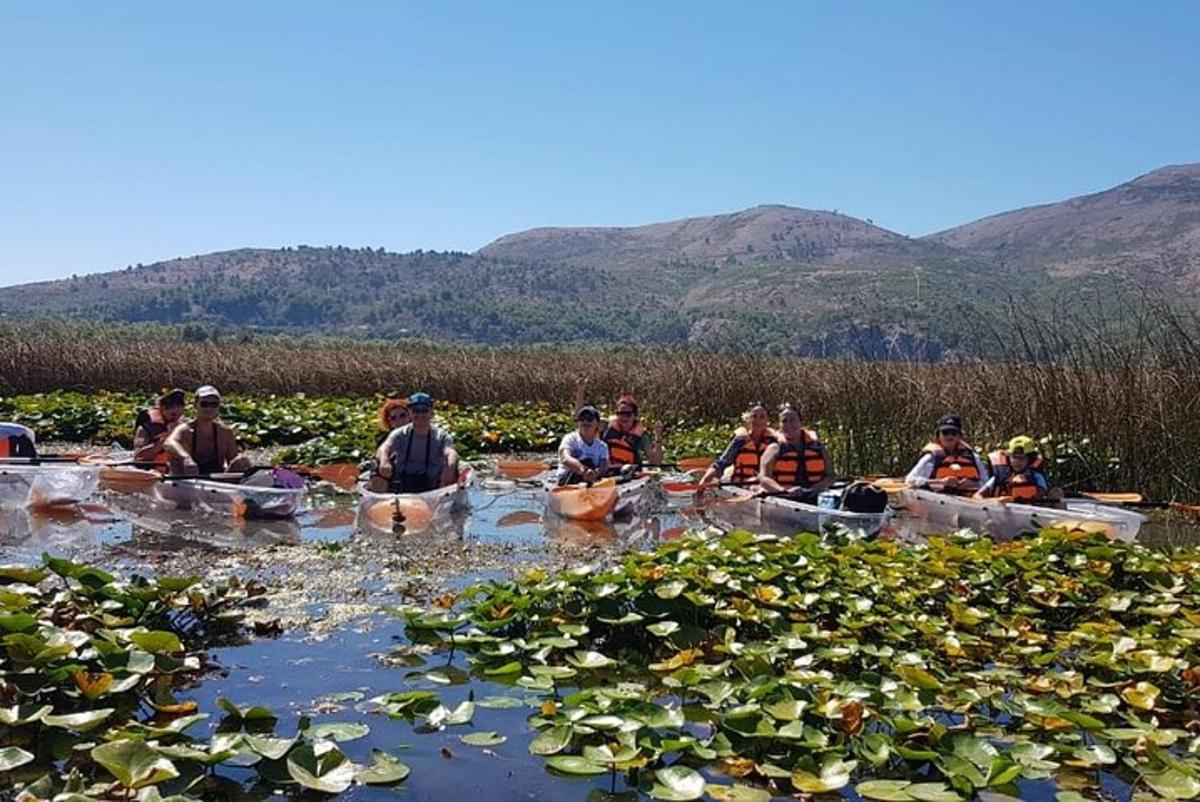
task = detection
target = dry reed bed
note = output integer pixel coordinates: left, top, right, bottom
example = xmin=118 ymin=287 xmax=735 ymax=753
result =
xmin=2 ymin=318 xmax=1198 ymax=499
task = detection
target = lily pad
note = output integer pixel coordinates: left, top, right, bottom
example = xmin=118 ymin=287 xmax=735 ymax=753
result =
xmin=705 ymin=784 xmax=771 ymax=802
xmin=650 ymin=765 xmax=706 ymax=801
xmin=529 ymin=724 xmax=573 ymax=755
xmin=461 ymin=731 xmax=507 ymax=747
xmin=545 ymin=755 xmax=607 ymax=775
xmin=303 ymin=721 xmax=370 ymax=742
xmin=0 ymin=746 xmax=34 ymax=771
xmin=355 ymin=750 xmax=410 ymax=785
xmin=91 ymin=740 xmax=180 ymax=789
xmin=287 ymin=741 xmax=356 ymax=794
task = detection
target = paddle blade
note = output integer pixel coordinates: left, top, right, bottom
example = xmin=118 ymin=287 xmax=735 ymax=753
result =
xmin=364 ymin=497 xmax=434 ymax=532
xmin=662 ymin=481 xmax=717 ymax=493
xmin=498 ymin=460 xmax=550 ymax=479
xmin=99 ymin=466 xmax=161 ymax=493
xmin=1082 ymin=491 xmax=1144 ymax=504
xmin=869 ymin=478 xmax=909 ymax=493
xmin=308 ymin=463 xmax=359 ymax=491
xmin=676 ymin=457 xmax=713 ymax=471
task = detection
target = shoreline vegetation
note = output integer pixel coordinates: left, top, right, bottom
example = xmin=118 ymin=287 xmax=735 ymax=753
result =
xmin=2 ymin=310 xmax=1198 ymax=500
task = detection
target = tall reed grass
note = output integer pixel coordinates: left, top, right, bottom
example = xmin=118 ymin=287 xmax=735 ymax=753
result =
xmin=2 ymin=307 xmax=1197 ymax=500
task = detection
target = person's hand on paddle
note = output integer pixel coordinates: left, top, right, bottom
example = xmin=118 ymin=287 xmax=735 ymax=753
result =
xmin=581 ymin=466 xmax=602 ymax=484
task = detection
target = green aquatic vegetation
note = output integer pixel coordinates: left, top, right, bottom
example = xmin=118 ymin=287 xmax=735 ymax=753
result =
xmin=397 ymin=527 xmax=1200 ymax=800
xmin=0 ymin=555 xmax=411 ymax=800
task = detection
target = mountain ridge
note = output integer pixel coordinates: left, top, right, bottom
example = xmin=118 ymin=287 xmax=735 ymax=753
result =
xmin=2 ymin=163 xmax=1197 ymax=357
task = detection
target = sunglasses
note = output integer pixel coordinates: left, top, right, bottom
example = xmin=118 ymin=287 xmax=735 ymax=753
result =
xmin=938 ymin=428 xmax=960 ymax=436
xmin=389 ymin=410 xmax=411 ymax=419
xmin=410 ymin=406 xmax=432 ymax=415
xmin=198 ymin=400 xmax=220 ymax=409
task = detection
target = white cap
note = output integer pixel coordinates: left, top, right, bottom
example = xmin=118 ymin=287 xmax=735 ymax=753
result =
xmin=195 ymin=385 xmax=221 ymax=400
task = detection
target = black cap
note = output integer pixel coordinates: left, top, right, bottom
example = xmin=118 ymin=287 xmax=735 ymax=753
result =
xmin=936 ymin=414 xmax=963 ymax=432
xmin=575 ymin=405 xmax=601 ymax=421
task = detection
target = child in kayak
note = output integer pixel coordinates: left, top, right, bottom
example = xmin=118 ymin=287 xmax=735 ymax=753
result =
xmin=557 ymin=406 xmax=610 ymax=486
xmin=976 ymin=435 xmax=1053 ymax=503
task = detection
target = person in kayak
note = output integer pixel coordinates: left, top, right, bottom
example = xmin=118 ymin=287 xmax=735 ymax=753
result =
xmin=976 ymin=435 xmax=1054 ymax=503
xmin=904 ymin=414 xmax=988 ymax=494
xmin=557 ymin=406 xmax=610 ymax=485
xmin=757 ymin=403 xmax=833 ymax=502
xmin=132 ymin=388 xmax=186 ymax=468
xmin=698 ymin=402 xmax=776 ymax=491
xmin=164 ymin=386 xmax=252 ymax=476
xmin=364 ymin=397 xmax=413 ymax=492
xmin=0 ymin=422 xmax=38 ymax=459
xmin=375 ymin=392 xmax=460 ymax=492
xmin=376 ymin=397 xmax=411 ymax=446
xmin=602 ymin=395 xmax=664 ymax=474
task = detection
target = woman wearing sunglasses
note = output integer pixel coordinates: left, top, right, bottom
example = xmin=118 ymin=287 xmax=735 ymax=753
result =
xmin=164 ymin=386 xmax=251 ymax=476
xmin=364 ymin=397 xmax=413 ymax=491
xmin=697 ymin=401 xmax=776 ymax=491
xmin=904 ymin=414 xmax=988 ymax=495
xmin=601 ymin=395 xmax=664 ymax=474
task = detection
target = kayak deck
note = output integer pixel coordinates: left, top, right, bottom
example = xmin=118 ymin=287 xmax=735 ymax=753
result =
xmin=894 ymin=488 xmax=1145 ymax=542
xmin=357 ymin=466 xmax=474 ymax=533
xmin=717 ymin=485 xmax=892 ymax=538
xmin=543 ymin=475 xmax=652 ymax=521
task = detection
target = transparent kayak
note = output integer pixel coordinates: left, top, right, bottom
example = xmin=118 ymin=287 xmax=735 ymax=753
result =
xmin=101 ymin=463 xmax=304 ymax=520
xmin=357 ymin=466 xmax=474 ymax=533
xmin=894 ymin=488 xmax=1146 ymax=542
xmin=0 ymin=463 xmax=101 ymax=509
xmin=717 ymin=485 xmax=892 ymax=538
xmin=543 ymin=475 xmax=653 ymax=521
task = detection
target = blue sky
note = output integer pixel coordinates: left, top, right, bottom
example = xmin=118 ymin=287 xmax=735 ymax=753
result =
xmin=1 ymin=2 xmax=1197 ymax=285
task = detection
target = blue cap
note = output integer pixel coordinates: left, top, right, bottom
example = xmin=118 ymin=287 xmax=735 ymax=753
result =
xmin=407 ymin=392 xmax=433 ymax=407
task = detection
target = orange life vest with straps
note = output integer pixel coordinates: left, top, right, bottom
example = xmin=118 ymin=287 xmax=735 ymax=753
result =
xmin=921 ymin=441 xmax=982 ymax=487
xmin=988 ymin=449 xmax=1047 ymax=477
xmin=772 ymin=429 xmax=827 ymax=488
xmin=997 ymin=469 xmax=1044 ymax=502
xmin=603 ymin=418 xmax=647 ymax=466
xmin=731 ymin=427 xmax=776 ymax=483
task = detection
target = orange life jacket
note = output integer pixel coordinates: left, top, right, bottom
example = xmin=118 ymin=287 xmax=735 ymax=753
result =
xmin=771 ymin=429 xmax=827 ymax=488
xmin=731 ymin=427 xmax=776 ymax=483
xmin=988 ymin=449 xmax=1047 ymax=477
xmin=921 ymin=441 xmax=982 ymax=490
xmin=603 ymin=418 xmax=647 ymax=466
xmin=997 ymin=469 xmax=1043 ymax=502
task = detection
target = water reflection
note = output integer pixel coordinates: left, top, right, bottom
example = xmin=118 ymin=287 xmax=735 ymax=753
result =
xmin=3 ymin=469 xmax=1198 ymax=566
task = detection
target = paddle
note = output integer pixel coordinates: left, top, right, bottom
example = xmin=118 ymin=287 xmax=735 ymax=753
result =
xmin=676 ymin=457 xmax=714 ymax=471
xmin=497 ymin=459 xmax=554 ymax=480
xmin=0 ymin=455 xmax=90 ymax=465
xmin=1080 ymin=491 xmax=1144 ymax=504
xmin=723 ymin=489 xmax=822 ymax=505
xmin=290 ymin=463 xmax=359 ymax=491
xmin=661 ymin=479 xmax=755 ymax=493
xmin=1084 ymin=498 xmax=1200 ymax=516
